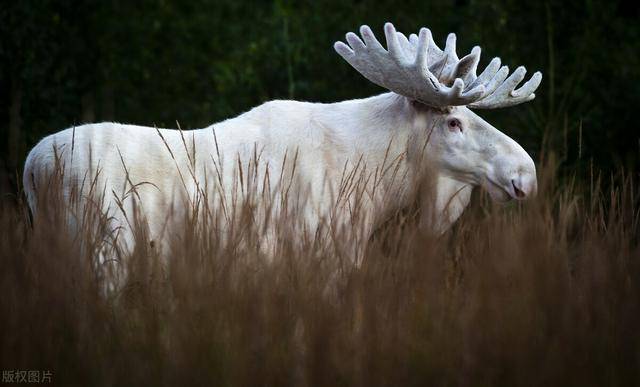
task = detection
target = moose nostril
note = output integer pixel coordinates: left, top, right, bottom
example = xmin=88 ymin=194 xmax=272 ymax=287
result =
xmin=512 ymin=180 xmax=526 ymax=198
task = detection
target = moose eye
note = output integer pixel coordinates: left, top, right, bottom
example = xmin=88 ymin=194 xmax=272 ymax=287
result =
xmin=447 ymin=118 xmax=462 ymax=132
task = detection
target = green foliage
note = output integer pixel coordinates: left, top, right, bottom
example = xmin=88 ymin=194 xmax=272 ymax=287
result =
xmin=1 ymin=0 xmax=638 ymax=174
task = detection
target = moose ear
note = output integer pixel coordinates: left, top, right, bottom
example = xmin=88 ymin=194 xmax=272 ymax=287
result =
xmin=450 ymin=48 xmax=480 ymax=85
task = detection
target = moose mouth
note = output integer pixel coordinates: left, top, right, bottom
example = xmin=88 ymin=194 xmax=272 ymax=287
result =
xmin=482 ymin=178 xmax=514 ymax=202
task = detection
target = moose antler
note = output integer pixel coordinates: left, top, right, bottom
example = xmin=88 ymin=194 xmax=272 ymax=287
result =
xmin=334 ymin=23 xmax=542 ymax=109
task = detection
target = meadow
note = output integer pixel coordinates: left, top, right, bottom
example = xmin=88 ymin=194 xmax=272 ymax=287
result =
xmin=1 ymin=149 xmax=638 ymax=387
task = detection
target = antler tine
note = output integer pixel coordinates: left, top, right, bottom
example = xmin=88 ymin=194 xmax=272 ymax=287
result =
xmin=395 ymin=31 xmax=414 ymax=57
xmin=462 ymin=46 xmax=481 ymax=84
xmin=384 ymin=23 xmax=408 ymax=65
xmin=469 ymin=68 xmax=543 ymax=109
xmin=409 ymin=28 xmax=442 ymax=61
xmin=414 ymin=28 xmax=431 ymax=74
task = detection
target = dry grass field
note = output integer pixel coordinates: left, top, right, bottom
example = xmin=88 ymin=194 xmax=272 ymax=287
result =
xmin=1 ymin=152 xmax=639 ymax=386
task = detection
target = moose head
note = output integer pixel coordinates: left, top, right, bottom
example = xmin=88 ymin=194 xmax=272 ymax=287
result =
xmin=334 ymin=23 xmax=541 ymax=203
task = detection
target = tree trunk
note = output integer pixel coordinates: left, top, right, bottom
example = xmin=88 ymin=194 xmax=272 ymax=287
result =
xmin=8 ymin=76 xmax=23 ymax=172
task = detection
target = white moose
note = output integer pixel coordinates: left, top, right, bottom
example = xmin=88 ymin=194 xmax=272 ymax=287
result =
xmin=24 ymin=23 xmax=541 ymax=255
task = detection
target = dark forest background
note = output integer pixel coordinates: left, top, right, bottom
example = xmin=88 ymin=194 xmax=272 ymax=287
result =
xmin=1 ymin=0 xmax=638 ymax=194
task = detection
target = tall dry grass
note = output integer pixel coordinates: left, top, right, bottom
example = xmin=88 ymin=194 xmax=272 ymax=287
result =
xmin=1 ymin=151 xmax=639 ymax=386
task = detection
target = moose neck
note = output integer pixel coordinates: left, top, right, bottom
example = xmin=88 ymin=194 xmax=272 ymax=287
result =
xmin=327 ymin=92 xmax=473 ymax=230
xmin=329 ymin=92 xmax=420 ymax=164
